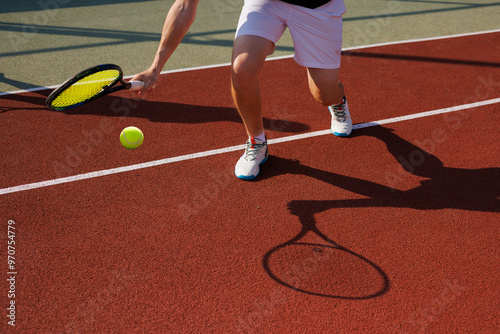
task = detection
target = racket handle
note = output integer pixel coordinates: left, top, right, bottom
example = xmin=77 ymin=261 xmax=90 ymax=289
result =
xmin=128 ymin=80 xmax=145 ymax=91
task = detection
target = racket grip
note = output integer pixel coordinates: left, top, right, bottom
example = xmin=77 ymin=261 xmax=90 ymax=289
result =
xmin=128 ymin=80 xmax=145 ymax=91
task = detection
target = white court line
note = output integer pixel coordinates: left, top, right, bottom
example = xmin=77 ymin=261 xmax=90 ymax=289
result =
xmin=1 ymin=28 xmax=499 ymax=96
xmin=1 ymin=97 xmax=499 ymax=196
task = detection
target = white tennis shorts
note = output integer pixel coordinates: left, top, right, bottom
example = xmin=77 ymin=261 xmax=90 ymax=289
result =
xmin=235 ymin=0 xmax=346 ymax=69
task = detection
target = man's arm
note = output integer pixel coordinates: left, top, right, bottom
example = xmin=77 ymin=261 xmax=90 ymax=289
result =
xmin=132 ymin=0 xmax=200 ymax=90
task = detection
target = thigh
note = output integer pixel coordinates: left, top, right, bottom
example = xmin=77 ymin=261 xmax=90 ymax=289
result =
xmin=232 ymin=35 xmax=275 ymax=78
xmin=235 ymin=0 xmax=288 ymax=51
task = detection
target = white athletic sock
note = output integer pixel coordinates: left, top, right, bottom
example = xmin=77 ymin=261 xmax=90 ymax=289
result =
xmin=250 ymin=132 xmax=266 ymax=142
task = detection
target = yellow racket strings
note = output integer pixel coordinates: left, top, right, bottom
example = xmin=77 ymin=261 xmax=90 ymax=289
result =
xmin=50 ymin=69 xmax=121 ymax=108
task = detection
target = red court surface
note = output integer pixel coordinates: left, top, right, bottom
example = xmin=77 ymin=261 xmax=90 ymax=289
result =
xmin=1 ymin=32 xmax=499 ymax=333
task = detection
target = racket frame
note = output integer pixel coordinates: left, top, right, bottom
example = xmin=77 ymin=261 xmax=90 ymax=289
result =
xmin=46 ymin=64 xmax=133 ymax=111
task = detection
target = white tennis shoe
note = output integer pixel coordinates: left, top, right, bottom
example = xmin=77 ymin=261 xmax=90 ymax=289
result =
xmin=235 ymin=137 xmax=269 ymax=180
xmin=328 ymin=97 xmax=352 ymax=137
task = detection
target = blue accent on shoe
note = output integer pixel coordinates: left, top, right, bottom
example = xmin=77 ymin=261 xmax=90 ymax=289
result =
xmin=235 ymin=172 xmax=259 ymax=180
xmin=332 ymin=129 xmax=351 ymax=137
xmin=260 ymin=153 xmax=269 ymax=165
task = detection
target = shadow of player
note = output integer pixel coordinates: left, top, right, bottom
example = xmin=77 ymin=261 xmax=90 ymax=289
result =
xmin=261 ymin=125 xmax=498 ymax=298
xmin=262 ymin=125 xmax=499 ymax=213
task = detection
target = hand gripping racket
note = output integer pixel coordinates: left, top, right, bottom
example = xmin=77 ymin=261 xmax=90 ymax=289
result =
xmin=46 ymin=64 xmax=144 ymax=111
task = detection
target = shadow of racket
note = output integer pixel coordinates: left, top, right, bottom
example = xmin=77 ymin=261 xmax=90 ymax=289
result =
xmin=263 ymin=200 xmax=390 ymax=299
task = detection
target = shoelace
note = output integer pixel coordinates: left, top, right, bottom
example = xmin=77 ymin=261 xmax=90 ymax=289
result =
xmin=332 ymin=104 xmax=347 ymax=122
xmin=244 ymin=140 xmax=265 ymax=161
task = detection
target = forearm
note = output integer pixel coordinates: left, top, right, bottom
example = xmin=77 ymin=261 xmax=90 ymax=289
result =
xmin=150 ymin=0 xmax=199 ymax=74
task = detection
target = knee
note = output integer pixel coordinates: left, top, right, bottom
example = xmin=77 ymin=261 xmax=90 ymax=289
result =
xmin=231 ymin=56 xmax=259 ymax=89
xmin=310 ymin=82 xmax=344 ymax=106
xmin=311 ymin=90 xmax=331 ymax=106
xmin=311 ymin=88 xmax=343 ymax=106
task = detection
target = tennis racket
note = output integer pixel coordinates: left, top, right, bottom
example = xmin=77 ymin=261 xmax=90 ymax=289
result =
xmin=46 ymin=64 xmax=144 ymax=111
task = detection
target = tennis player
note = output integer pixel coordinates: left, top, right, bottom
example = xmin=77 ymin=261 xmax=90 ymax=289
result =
xmin=132 ymin=0 xmax=352 ymax=180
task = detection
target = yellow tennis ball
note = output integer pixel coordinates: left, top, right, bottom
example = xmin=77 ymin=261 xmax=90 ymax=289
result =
xmin=120 ymin=126 xmax=144 ymax=149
